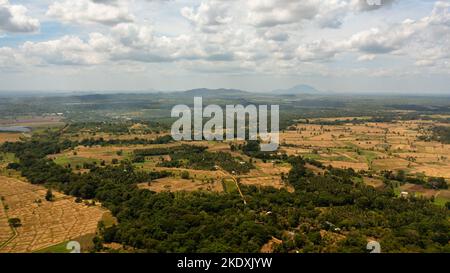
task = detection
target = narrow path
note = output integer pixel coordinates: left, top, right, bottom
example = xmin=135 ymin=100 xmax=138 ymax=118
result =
xmin=336 ymin=151 xmax=359 ymax=162
xmin=217 ymin=167 xmax=247 ymax=205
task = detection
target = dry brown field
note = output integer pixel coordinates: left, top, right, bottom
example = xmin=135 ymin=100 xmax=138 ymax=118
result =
xmin=280 ymin=120 xmax=450 ymax=180
xmin=399 ymin=183 xmax=439 ymax=199
xmin=0 ymin=176 xmax=106 ymax=253
xmin=0 ymin=198 xmax=14 ymax=247
xmin=0 ymin=133 xmax=23 ymax=144
xmin=239 ymin=161 xmax=293 ymax=191
xmin=363 ymin=178 xmax=385 ymax=189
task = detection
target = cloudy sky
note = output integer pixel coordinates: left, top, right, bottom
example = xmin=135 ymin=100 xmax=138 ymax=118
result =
xmin=0 ymin=0 xmax=449 ymax=93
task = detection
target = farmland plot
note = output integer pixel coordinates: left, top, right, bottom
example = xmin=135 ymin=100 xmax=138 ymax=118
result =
xmin=0 ymin=176 xmax=106 ymax=253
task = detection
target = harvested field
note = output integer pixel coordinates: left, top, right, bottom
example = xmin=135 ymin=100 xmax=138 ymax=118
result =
xmin=0 ymin=132 xmax=23 ymax=144
xmin=138 ymin=177 xmax=223 ymax=193
xmin=50 ymin=145 xmax=135 ymax=163
xmin=0 ymin=176 xmax=106 ymax=253
xmin=281 ymin=119 xmax=450 ymax=179
xmin=372 ymin=158 xmax=411 ymax=171
xmin=0 ymin=198 xmax=14 ymax=247
xmin=239 ymin=162 xmax=293 ymax=191
xmin=399 ymin=183 xmax=439 ymax=199
xmin=239 ymin=177 xmax=286 ymax=190
xmin=323 ymin=161 xmax=369 ymax=171
xmin=364 ymin=178 xmax=385 ymax=189
xmin=412 ymin=164 xmax=450 ymax=179
xmin=252 ymin=162 xmax=291 ymax=176
xmin=0 ymin=133 xmax=24 ymax=143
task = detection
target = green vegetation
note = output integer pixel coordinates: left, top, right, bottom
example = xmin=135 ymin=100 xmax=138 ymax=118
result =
xmin=429 ymin=126 xmax=450 ymax=144
xmin=1 ymin=131 xmax=449 ymax=253
xmin=78 ymin=135 xmax=173 ymax=147
xmin=2 ymin=93 xmax=450 ymax=253
xmin=0 ymin=152 xmax=18 ymax=164
xmin=240 ymin=140 xmax=288 ymax=161
xmin=54 ymin=156 xmax=100 ymax=169
xmin=222 ymin=179 xmax=238 ymax=193
xmin=434 ymin=197 xmax=450 ymax=207
xmin=135 ymin=145 xmax=254 ymax=174
xmin=383 ymin=170 xmax=448 ymax=190
xmin=34 ymin=241 xmax=71 ymax=253
xmin=180 ymin=171 xmax=190 ymax=179
xmin=8 ymin=218 xmax=21 ymax=228
xmin=45 ymin=189 xmax=54 ymax=201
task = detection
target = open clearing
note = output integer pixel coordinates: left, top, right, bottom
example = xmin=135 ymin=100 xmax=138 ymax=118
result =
xmin=399 ymin=183 xmax=439 ymax=198
xmin=397 ymin=183 xmax=450 ymax=206
xmin=0 ymin=176 xmax=106 ymax=253
xmin=363 ymin=178 xmax=385 ymax=189
xmin=139 ymin=177 xmax=223 ymax=193
xmin=240 ymin=162 xmax=293 ymax=191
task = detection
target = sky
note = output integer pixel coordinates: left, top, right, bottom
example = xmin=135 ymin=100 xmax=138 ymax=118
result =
xmin=0 ymin=0 xmax=449 ymax=94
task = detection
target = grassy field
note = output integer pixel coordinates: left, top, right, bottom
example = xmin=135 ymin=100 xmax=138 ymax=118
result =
xmin=34 ymin=241 xmax=71 ymax=253
xmin=53 ymin=155 xmax=100 ymax=168
xmin=222 ymin=179 xmax=238 ymax=193
xmin=434 ymin=197 xmax=449 ymax=207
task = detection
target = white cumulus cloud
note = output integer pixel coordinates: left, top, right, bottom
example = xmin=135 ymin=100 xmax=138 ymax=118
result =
xmin=0 ymin=0 xmax=39 ymax=33
xmin=47 ymin=0 xmax=134 ymax=26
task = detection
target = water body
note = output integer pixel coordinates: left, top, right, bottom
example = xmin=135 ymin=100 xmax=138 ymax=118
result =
xmin=0 ymin=126 xmax=31 ymax=132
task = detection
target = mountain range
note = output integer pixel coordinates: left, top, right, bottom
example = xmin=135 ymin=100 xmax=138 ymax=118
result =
xmin=176 ymin=84 xmax=326 ymax=97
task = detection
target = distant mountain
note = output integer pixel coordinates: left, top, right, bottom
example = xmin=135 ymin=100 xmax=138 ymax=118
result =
xmin=273 ymin=84 xmax=322 ymax=95
xmin=178 ymin=88 xmax=250 ymax=97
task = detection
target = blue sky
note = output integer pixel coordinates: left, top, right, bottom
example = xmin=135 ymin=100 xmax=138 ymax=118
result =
xmin=0 ymin=0 xmax=449 ymax=94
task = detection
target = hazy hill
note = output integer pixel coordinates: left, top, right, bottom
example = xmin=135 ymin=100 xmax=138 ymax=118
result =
xmin=273 ymin=84 xmax=322 ymax=95
xmin=178 ymin=88 xmax=250 ymax=98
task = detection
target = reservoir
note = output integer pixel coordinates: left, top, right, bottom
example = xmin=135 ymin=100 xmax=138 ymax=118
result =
xmin=0 ymin=126 xmax=31 ymax=132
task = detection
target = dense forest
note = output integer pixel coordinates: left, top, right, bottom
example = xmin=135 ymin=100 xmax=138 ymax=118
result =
xmin=430 ymin=126 xmax=450 ymax=144
xmin=65 ymin=121 xmax=171 ymax=134
xmin=1 ymin=130 xmax=449 ymax=253
xmin=78 ymin=135 xmax=173 ymax=147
